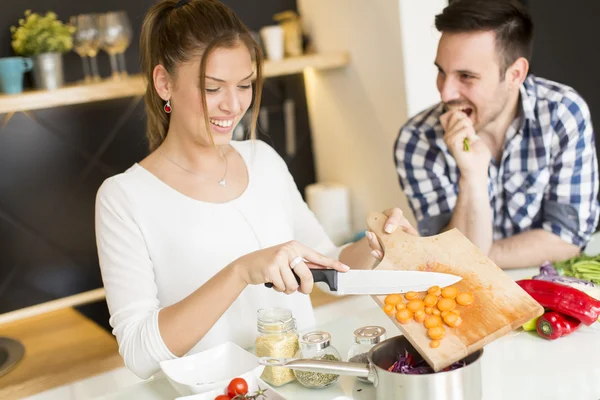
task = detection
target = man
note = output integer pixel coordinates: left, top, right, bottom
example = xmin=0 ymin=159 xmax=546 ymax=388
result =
xmin=394 ymin=0 xmax=599 ymax=269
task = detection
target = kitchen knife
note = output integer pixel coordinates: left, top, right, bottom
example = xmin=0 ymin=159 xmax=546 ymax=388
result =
xmin=264 ymin=269 xmax=462 ymax=295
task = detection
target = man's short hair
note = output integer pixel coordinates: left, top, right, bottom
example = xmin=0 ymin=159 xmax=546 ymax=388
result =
xmin=435 ymin=0 xmax=534 ymax=77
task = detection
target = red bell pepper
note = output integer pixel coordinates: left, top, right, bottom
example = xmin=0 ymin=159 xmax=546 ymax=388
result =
xmin=517 ymin=279 xmax=600 ymax=326
xmin=536 ymin=311 xmax=581 ymax=340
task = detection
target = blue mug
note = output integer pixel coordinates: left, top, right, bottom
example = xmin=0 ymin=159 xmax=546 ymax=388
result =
xmin=0 ymin=57 xmax=33 ymax=94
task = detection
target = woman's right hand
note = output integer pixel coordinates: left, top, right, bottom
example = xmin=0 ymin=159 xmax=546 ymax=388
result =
xmin=232 ymin=241 xmax=349 ymax=295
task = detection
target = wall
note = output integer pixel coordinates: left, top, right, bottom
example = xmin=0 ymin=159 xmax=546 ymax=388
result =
xmin=398 ymin=0 xmax=447 ymax=117
xmin=527 ymin=0 xmax=600 ymax=209
xmin=297 ymin=0 xmax=447 ymax=232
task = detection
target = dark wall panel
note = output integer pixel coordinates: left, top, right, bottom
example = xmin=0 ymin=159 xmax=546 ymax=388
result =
xmin=528 ymin=0 xmax=600 ymax=192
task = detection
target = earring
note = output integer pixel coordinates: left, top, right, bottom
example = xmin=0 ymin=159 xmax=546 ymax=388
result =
xmin=164 ymin=99 xmax=172 ymax=114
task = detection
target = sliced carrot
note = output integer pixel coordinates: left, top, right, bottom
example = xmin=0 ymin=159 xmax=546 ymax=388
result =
xmin=383 ymin=304 xmax=395 ymax=315
xmin=395 ymin=302 xmax=407 ymax=311
xmin=440 ymin=310 xmax=450 ymax=318
xmin=423 ymin=294 xmax=438 ymax=308
xmin=414 ymin=309 xmax=426 ymax=323
xmin=427 ymin=286 xmax=442 ymax=296
xmin=397 ymin=317 xmax=412 ymax=325
xmin=424 ymin=315 xmax=442 ymax=329
xmin=437 ymin=298 xmax=456 ymax=312
xmin=385 ymin=294 xmax=403 ymax=306
xmin=424 ymin=307 xmax=434 ymax=315
xmin=432 ymin=309 xmax=441 ymax=316
xmin=428 ymin=326 xmax=446 ymax=340
xmin=396 ymin=308 xmax=413 ymax=323
xmin=441 ymin=286 xmax=458 ymax=299
xmin=443 ymin=312 xmax=460 ymax=327
xmin=430 ymin=340 xmax=441 ymax=348
xmin=404 ymin=291 xmax=419 ymax=301
xmin=407 ymin=299 xmax=425 ymax=312
xmin=456 ymin=292 xmax=474 ymax=306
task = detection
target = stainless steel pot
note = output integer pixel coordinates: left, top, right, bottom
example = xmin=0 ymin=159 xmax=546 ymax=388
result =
xmin=259 ymin=335 xmax=482 ymax=400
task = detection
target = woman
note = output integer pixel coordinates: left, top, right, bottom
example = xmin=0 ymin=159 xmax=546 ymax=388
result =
xmin=95 ymin=0 xmax=417 ymax=379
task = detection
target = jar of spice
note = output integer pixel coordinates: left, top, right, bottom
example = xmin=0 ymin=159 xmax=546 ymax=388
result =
xmin=347 ymin=326 xmax=386 ymax=384
xmin=255 ymin=308 xmax=299 ymax=387
xmin=293 ymin=331 xmax=341 ymax=389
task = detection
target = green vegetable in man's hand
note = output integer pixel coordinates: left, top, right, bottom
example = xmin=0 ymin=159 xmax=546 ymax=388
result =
xmin=463 ymin=138 xmax=470 ymax=152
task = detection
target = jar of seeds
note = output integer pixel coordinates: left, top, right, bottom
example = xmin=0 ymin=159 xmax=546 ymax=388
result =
xmin=293 ymin=331 xmax=341 ymax=389
xmin=255 ymin=308 xmax=299 ymax=387
xmin=347 ymin=326 xmax=386 ymax=384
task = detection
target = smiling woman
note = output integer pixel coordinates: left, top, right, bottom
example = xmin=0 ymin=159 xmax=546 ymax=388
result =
xmin=94 ymin=0 xmax=417 ymax=381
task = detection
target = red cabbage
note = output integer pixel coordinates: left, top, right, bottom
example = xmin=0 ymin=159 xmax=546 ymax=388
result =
xmin=534 ymin=261 xmax=596 ymax=287
xmin=387 ymin=350 xmax=466 ymax=375
xmin=537 ymin=261 xmax=559 ymax=276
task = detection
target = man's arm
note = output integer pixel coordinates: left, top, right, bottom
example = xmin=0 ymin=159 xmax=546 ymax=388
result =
xmin=438 ymin=110 xmax=494 ymax=253
xmin=488 ymin=229 xmax=580 ymax=269
xmin=444 ymin=176 xmax=493 ymax=254
xmin=394 ymin=116 xmax=459 ymax=238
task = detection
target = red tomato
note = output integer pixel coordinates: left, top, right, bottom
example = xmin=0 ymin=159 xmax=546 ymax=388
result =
xmin=227 ymin=377 xmax=249 ymax=398
xmin=214 ymin=395 xmax=230 ymax=400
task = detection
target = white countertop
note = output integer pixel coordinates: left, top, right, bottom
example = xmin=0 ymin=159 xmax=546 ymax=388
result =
xmin=26 ymin=267 xmax=600 ymax=400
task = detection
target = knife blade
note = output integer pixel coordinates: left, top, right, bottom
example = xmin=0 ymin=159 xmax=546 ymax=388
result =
xmin=265 ymin=269 xmax=462 ymax=295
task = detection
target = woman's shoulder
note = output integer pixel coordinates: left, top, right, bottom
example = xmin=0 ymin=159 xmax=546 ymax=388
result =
xmin=231 ymin=139 xmax=287 ymax=171
xmin=96 ymin=164 xmax=148 ymax=206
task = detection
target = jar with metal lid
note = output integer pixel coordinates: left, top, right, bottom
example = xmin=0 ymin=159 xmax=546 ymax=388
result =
xmin=293 ymin=331 xmax=341 ymax=389
xmin=347 ymin=326 xmax=386 ymax=383
xmin=255 ymin=308 xmax=299 ymax=387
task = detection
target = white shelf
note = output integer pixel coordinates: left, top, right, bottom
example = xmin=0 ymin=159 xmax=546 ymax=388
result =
xmin=0 ymin=52 xmax=350 ymax=114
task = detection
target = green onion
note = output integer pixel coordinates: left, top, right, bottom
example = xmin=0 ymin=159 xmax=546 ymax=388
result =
xmin=463 ymin=138 xmax=470 ymax=152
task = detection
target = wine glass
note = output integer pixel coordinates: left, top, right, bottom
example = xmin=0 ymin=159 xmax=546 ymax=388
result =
xmin=71 ymin=14 xmax=101 ymax=83
xmin=87 ymin=14 xmax=102 ymax=82
xmin=99 ymin=11 xmax=131 ymax=80
xmin=115 ymin=11 xmax=133 ymax=78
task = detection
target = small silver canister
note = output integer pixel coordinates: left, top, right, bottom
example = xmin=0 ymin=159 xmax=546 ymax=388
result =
xmin=347 ymin=326 xmax=386 ymax=383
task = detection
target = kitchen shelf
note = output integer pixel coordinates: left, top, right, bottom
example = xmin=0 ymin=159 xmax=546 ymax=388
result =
xmin=0 ymin=52 xmax=349 ymax=114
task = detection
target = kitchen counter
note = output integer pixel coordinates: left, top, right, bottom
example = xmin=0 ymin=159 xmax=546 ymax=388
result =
xmin=25 ymin=267 xmax=600 ymax=400
xmin=0 ymin=308 xmax=124 ymax=400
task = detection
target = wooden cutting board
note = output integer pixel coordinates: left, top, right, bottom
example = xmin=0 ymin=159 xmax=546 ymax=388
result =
xmin=366 ymin=212 xmax=543 ymax=372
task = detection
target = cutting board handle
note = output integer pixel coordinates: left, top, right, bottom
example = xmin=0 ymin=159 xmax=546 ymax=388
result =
xmin=366 ymin=211 xmax=420 ymax=245
xmin=366 ymin=211 xmax=420 ymax=271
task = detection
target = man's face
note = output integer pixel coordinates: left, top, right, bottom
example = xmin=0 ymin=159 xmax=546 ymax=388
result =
xmin=435 ymin=31 xmax=511 ymax=131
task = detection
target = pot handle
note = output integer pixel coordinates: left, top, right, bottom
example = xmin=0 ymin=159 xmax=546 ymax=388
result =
xmin=258 ymin=357 xmax=372 ymax=379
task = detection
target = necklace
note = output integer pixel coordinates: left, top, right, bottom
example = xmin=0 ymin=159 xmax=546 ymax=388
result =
xmin=158 ymin=147 xmax=228 ymax=187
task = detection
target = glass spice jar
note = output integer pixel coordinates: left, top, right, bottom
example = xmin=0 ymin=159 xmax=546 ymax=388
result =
xmin=293 ymin=331 xmax=341 ymax=389
xmin=254 ymin=308 xmax=299 ymax=387
xmin=347 ymin=326 xmax=386 ymax=384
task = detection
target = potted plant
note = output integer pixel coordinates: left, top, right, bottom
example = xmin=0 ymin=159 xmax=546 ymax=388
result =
xmin=10 ymin=10 xmax=75 ymax=90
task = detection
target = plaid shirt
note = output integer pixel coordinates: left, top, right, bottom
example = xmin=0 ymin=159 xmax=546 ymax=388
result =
xmin=395 ymin=75 xmax=599 ymax=248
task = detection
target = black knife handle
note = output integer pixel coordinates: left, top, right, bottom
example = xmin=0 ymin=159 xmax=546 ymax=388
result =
xmin=264 ymin=269 xmax=338 ymax=291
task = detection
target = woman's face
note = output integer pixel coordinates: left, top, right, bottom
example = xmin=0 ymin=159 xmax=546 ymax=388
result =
xmin=169 ymin=43 xmax=254 ymax=147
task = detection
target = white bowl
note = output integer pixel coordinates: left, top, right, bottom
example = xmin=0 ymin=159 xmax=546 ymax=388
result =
xmin=174 ymin=374 xmax=286 ymax=400
xmin=159 ymin=341 xmax=265 ymax=396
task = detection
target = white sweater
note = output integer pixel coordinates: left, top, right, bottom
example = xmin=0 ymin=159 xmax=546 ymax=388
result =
xmin=95 ymin=140 xmax=340 ymax=379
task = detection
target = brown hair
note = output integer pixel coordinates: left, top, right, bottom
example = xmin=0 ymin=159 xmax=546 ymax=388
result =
xmin=140 ymin=0 xmax=264 ymax=151
xmin=435 ymin=0 xmax=533 ymax=77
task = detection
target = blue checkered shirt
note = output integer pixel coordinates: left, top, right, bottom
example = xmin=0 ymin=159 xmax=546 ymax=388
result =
xmin=395 ymin=75 xmax=600 ymax=247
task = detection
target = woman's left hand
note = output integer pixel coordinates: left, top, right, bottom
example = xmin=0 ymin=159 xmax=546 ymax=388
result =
xmin=366 ymin=208 xmax=419 ymax=260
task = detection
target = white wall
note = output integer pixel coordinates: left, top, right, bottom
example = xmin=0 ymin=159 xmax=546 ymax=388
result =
xmin=398 ymin=0 xmax=447 ymax=117
xmin=298 ymin=0 xmax=411 ymax=234
xmin=297 ymin=0 xmax=447 ymax=233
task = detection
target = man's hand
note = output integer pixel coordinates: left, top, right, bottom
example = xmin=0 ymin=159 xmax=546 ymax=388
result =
xmin=440 ymin=110 xmax=491 ymax=181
